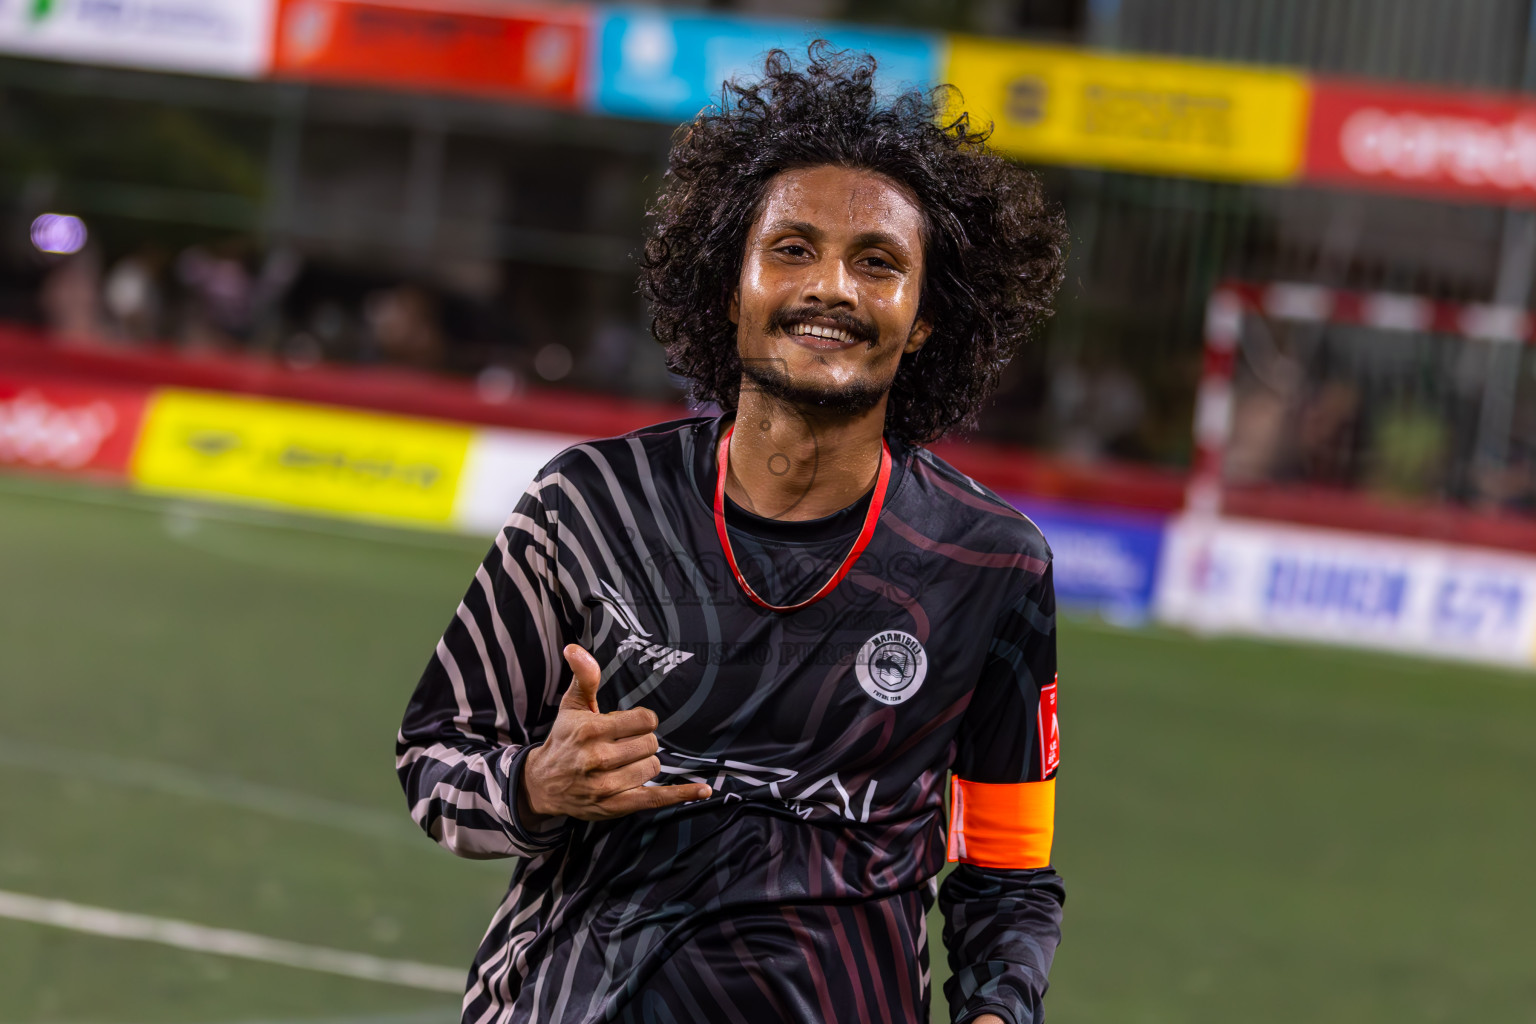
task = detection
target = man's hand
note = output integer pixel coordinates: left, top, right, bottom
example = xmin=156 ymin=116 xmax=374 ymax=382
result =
xmin=518 ymin=644 xmax=711 ymax=826
xmin=969 ymin=1016 xmax=1006 ymax=1024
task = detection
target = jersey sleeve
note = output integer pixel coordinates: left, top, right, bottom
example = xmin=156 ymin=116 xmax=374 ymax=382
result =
xmin=940 ymin=559 xmax=1065 ymax=1024
xmin=395 ymin=471 xmax=579 ymax=859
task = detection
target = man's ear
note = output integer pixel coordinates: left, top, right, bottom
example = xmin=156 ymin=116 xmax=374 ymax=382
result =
xmin=728 ymin=287 xmax=741 ymax=325
xmin=903 ymin=318 xmax=931 ymax=355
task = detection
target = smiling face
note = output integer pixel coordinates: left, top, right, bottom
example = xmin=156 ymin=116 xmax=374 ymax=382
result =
xmin=729 ymin=165 xmax=931 ymax=416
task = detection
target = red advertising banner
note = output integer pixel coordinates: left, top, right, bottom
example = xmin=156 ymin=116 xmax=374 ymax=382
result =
xmin=272 ymin=0 xmax=588 ymax=106
xmin=1305 ymin=77 xmax=1536 ymax=204
xmin=0 ymin=376 xmax=149 ymax=480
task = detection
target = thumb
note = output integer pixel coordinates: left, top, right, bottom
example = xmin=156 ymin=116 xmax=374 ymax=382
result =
xmin=561 ymin=644 xmax=602 ymax=713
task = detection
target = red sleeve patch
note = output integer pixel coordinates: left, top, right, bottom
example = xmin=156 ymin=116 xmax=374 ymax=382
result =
xmin=1039 ymin=675 xmax=1059 ymax=778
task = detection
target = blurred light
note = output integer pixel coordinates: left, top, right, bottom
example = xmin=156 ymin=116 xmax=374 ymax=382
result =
xmin=476 ymin=365 xmax=521 ymax=403
xmin=534 ymin=343 xmax=573 ymax=382
xmin=31 ymin=213 xmax=88 ymax=255
xmin=282 ymin=0 xmax=333 ymax=63
xmin=621 ymin=16 xmax=675 ymax=76
xmin=525 ymin=25 xmax=576 ymax=87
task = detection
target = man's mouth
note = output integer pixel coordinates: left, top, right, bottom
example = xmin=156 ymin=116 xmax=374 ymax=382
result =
xmin=768 ymin=308 xmax=877 ymax=347
xmin=788 ymin=321 xmax=858 ymax=345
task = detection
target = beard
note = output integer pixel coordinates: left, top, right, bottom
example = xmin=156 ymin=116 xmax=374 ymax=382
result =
xmin=739 ymin=353 xmax=891 ymax=416
xmin=741 ymin=303 xmax=895 ymax=415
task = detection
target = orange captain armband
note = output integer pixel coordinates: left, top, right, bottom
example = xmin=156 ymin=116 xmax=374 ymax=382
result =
xmin=946 ymin=777 xmax=1056 ymax=869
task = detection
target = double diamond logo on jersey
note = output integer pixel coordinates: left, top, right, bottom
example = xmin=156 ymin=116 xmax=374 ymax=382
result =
xmin=594 ymin=579 xmax=694 ymax=677
xmin=853 ymin=630 xmax=927 ymax=705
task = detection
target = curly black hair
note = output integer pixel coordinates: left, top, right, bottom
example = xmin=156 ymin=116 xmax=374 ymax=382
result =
xmin=638 ymin=43 xmax=1067 ymax=445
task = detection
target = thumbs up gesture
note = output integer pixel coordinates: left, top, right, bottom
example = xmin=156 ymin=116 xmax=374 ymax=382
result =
xmin=518 ymin=644 xmax=712 ymax=825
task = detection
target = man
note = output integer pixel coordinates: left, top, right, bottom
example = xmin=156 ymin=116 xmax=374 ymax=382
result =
xmin=398 ymin=46 xmax=1067 ymax=1024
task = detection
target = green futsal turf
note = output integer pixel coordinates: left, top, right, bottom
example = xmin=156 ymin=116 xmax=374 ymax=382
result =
xmin=0 ymin=474 xmax=1532 ymax=1024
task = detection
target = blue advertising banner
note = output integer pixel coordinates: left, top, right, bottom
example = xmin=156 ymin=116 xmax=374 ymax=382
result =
xmin=1156 ymin=514 xmax=1536 ymax=667
xmin=1006 ymin=496 xmax=1167 ymax=624
xmin=592 ymin=8 xmax=940 ymax=122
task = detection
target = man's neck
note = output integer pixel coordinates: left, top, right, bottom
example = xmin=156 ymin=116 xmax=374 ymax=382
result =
xmin=724 ymin=390 xmax=888 ymax=521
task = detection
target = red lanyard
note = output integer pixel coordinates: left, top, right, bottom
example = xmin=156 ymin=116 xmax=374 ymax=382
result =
xmin=713 ymin=424 xmax=892 ymax=612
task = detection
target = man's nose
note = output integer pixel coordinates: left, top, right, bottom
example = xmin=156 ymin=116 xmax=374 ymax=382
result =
xmin=800 ymin=256 xmax=857 ymax=308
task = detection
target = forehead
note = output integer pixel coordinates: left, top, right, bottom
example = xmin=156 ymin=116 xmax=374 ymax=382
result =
xmin=753 ymin=165 xmax=925 ymax=245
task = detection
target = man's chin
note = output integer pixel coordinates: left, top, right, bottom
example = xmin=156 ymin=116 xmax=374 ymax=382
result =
xmin=740 ymin=361 xmax=888 ymax=417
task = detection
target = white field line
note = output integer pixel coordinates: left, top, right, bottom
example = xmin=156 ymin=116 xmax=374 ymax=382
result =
xmin=0 ymin=737 xmax=419 ymax=845
xmin=0 ymin=474 xmax=477 ymax=550
xmin=199 ymin=1014 xmax=453 ymax=1024
xmin=0 ymin=889 xmax=465 ymax=993
xmin=19 ymin=1013 xmax=455 ymax=1024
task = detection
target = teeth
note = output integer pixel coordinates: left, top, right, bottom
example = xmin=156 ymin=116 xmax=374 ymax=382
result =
xmin=791 ymin=324 xmax=853 ymax=343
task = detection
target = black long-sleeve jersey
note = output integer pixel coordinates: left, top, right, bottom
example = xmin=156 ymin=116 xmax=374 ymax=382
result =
xmin=397 ymin=415 xmax=1064 ymax=1024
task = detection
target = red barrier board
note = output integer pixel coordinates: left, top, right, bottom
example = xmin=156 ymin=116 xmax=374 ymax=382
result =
xmin=0 ymin=374 xmax=148 ymax=479
xmin=272 ymin=0 xmax=588 ymax=106
xmin=1305 ymin=78 xmax=1536 ymax=204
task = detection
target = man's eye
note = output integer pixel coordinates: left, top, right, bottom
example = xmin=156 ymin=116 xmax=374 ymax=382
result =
xmin=863 ymin=256 xmax=896 ymax=271
xmin=776 ymin=245 xmax=809 ymax=257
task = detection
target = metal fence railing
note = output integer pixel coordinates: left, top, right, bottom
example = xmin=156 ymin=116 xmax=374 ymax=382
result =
xmin=1192 ymin=281 xmax=1536 ymax=518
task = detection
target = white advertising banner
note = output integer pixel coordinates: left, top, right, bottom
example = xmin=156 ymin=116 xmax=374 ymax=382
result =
xmin=451 ymin=427 xmax=581 ymax=536
xmin=1157 ymin=515 xmax=1536 ymax=668
xmin=0 ymin=0 xmax=274 ymax=78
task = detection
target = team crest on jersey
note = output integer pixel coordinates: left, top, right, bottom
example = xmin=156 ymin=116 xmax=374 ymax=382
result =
xmin=853 ymin=630 xmax=927 ymax=705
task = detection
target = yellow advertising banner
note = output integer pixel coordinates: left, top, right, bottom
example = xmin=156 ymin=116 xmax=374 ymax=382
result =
xmin=943 ymin=37 xmax=1311 ymax=182
xmin=131 ymin=389 xmax=472 ymax=526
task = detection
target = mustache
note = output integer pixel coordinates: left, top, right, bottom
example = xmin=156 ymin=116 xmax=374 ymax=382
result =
xmin=764 ymin=305 xmax=880 ymax=346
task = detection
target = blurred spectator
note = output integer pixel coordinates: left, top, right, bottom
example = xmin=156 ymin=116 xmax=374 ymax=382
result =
xmin=175 ymin=244 xmax=254 ymax=350
xmin=103 ymin=249 xmax=164 ymax=343
xmin=1290 ymin=379 xmax=1361 ymax=486
xmin=249 ymin=247 xmax=303 ymax=349
xmin=1225 ymin=358 xmax=1299 ymax=484
xmin=1367 ymin=407 xmax=1448 ymax=501
xmin=1470 ymin=399 xmax=1536 ymax=513
xmin=38 ymin=248 xmax=104 ymax=344
xmin=1050 ymin=358 xmax=1147 ymax=461
xmin=305 ymin=300 xmax=357 ymax=360
xmin=363 ymin=284 xmax=445 ymax=369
